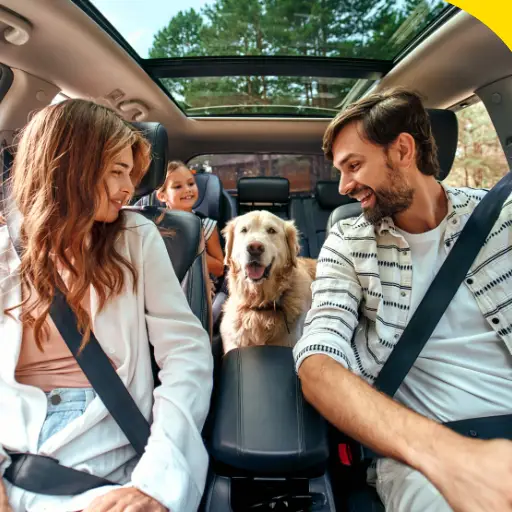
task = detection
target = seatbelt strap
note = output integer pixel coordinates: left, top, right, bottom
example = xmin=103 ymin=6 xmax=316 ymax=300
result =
xmin=444 ymin=414 xmax=512 ymax=440
xmin=374 ymin=171 xmax=512 ymax=398
xmin=48 ymin=289 xmax=151 ymax=456
xmin=4 ymin=453 xmax=114 ymax=496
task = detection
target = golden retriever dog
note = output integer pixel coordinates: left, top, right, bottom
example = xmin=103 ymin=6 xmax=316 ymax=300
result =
xmin=220 ymin=210 xmax=316 ymax=353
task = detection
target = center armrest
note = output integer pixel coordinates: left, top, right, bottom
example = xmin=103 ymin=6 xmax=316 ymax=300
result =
xmin=210 ymin=346 xmax=329 ymax=476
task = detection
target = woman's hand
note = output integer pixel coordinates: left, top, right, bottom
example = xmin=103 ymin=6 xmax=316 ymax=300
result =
xmin=0 ymin=479 xmax=12 ymax=512
xmin=83 ymin=487 xmax=167 ymax=512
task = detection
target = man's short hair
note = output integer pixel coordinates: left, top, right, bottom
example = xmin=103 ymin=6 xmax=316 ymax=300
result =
xmin=323 ymin=89 xmax=440 ymax=177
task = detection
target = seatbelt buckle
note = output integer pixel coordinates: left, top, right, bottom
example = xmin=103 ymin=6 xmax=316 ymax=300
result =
xmin=337 ymin=443 xmax=353 ymax=466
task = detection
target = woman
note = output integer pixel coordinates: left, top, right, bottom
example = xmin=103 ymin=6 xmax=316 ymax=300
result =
xmin=0 ymin=100 xmax=213 ymax=512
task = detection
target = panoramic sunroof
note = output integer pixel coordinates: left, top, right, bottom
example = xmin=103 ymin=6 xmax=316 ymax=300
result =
xmin=159 ymin=76 xmax=365 ymax=117
xmin=81 ymin=0 xmax=452 ymax=117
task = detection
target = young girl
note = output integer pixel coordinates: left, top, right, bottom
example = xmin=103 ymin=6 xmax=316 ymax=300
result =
xmin=0 ymin=100 xmax=213 ymax=512
xmin=156 ymin=162 xmax=225 ymax=281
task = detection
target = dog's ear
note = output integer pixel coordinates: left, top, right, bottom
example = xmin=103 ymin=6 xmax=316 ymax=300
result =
xmin=284 ymin=220 xmax=299 ymax=267
xmin=222 ymin=218 xmax=236 ymax=266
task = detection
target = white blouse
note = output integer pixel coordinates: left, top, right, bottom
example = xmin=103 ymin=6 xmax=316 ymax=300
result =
xmin=0 ymin=211 xmax=213 ymax=512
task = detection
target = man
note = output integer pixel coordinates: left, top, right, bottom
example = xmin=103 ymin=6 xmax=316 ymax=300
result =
xmin=294 ymin=89 xmax=512 ymax=511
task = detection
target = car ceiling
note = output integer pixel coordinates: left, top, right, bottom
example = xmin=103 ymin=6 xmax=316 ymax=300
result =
xmin=0 ymin=0 xmax=511 ymax=161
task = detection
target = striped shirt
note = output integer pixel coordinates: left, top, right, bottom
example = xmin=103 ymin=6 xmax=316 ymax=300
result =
xmin=294 ymin=185 xmax=512 ymax=382
xmin=201 ymin=217 xmax=217 ymax=242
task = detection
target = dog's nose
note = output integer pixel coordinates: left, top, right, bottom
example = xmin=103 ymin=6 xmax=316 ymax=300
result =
xmin=247 ymin=241 xmax=265 ymax=256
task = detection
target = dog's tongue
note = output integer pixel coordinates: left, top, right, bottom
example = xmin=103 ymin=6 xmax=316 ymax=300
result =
xmin=247 ymin=263 xmax=265 ymax=280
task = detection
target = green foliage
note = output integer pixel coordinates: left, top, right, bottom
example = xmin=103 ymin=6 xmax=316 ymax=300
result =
xmin=149 ymin=9 xmax=205 ymax=58
xmin=446 ymin=102 xmax=509 ymax=189
xmin=149 ymin=0 xmax=448 ymax=114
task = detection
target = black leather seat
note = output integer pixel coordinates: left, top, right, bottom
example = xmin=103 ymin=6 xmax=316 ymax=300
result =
xmin=211 ymin=347 xmax=328 ymax=476
xmin=194 ymin=172 xmax=236 ymax=243
xmin=237 ymin=176 xmax=291 ymax=218
xmin=133 ymin=191 xmax=165 ymax=208
xmin=202 ymin=347 xmax=335 ymax=512
xmin=327 ymin=108 xmax=458 ymax=232
xmin=324 ymin=108 xmax=458 ymax=512
xmin=129 ymin=123 xmax=212 ymax=337
xmin=291 ymin=181 xmax=360 ymax=258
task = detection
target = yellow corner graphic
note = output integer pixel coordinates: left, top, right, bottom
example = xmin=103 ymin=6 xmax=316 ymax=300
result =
xmin=447 ymin=0 xmax=512 ymax=50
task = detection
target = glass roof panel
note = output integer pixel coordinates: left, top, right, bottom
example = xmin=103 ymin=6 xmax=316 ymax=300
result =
xmin=159 ymin=75 xmax=368 ymax=117
xmin=84 ymin=0 xmax=450 ymax=116
xmin=89 ymin=0 xmax=449 ymax=61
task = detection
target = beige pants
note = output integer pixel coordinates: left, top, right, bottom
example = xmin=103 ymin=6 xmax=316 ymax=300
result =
xmin=376 ymin=458 xmax=452 ymax=511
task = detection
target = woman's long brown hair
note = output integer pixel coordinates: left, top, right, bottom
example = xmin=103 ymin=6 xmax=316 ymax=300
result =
xmin=8 ymin=99 xmax=151 ymax=350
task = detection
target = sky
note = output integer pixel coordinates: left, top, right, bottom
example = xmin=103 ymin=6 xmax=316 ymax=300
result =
xmin=91 ymin=0 xmax=211 ymax=57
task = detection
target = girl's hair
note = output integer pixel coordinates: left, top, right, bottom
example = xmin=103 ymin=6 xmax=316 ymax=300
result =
xmin=8 ymin=99 xmax=151 ymax=350
xmin=157 ymin=160 xmax=189 ymax=195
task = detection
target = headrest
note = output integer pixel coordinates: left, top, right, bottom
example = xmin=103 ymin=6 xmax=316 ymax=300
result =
xmin=238 ymin=177 xmax=290 ymax=204
xmin=427 ymin=109 xmax=458 ymax=181
xmin=193 ymin=173 xmax=222 ymax=220
xmin=133 ymin=190 xmax=165 ymax=208
xmin=315 ymin=180 xmax=355 ymax=210
xmin=132 ymin=122 xmax=169 ymax=199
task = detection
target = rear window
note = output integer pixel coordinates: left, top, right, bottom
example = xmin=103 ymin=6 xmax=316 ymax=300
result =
xmin=188 ymin=153 xmax=336 ymax=194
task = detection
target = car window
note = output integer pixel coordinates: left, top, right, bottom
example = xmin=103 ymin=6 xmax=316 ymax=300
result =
xmin=188 ymin=153 xmax=336 ymax=194
xmin=445 ymin=101 xmax=509 ymax=189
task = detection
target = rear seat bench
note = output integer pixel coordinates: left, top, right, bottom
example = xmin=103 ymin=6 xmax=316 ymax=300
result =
xmin=291 ymin=181 xmax=358 ymax=259
xmin=237 ymin=176 xmax=291 ymax=218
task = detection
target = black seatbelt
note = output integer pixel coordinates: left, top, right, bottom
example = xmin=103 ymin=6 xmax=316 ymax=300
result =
xmin=48 ymin=290 xmax=151 ymax=456
xmin=362 ymin=171 xmax=512 ymax=459
xmin=375 ymin=171 xmax=512 ymax=397
xmin=2 ymin=162 xmax=151 ymax=494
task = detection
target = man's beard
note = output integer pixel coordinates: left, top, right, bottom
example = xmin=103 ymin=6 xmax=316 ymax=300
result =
xmin=362 ymin=163 xmax=414 ymax=225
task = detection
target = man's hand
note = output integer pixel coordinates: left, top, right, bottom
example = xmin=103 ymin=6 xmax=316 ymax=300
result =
xmin=423 ymin=437 xmax=512 ymax=512
xmin=299 ymin=355 xmax=512 ymax=511
xmin=83 ymin=487 xmax=167 ymax=512
xmin=0 ymin=479 xmax=12 ymax=512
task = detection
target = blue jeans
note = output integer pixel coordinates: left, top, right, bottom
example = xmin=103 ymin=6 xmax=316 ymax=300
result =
xmin=38 ymin=388 xmax=96 ymax=450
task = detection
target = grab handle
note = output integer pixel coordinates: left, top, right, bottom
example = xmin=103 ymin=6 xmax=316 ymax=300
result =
xmin=0 ymin=7 xmax=31 ymax=46
xmin=118 ymin=100 xmax=149 ymax=122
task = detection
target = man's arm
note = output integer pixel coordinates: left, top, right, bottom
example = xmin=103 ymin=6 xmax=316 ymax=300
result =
xmin=300 ymin=353 xmax=459 ymax=470
xmin=293 ymin=223 xmax=362 ymax=373
xmin=299 ymin=354 xmax=512 ymax=511
xmin=297 ymin=227 xmax=512 ymax=511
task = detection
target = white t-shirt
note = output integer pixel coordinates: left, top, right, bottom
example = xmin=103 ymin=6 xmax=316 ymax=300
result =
xmin=394 ymin=219 xmax=512 ymax=423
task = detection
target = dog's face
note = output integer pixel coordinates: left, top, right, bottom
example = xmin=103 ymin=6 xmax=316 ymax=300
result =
xmin=223 ymin=211 xmax=299 ymax=284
